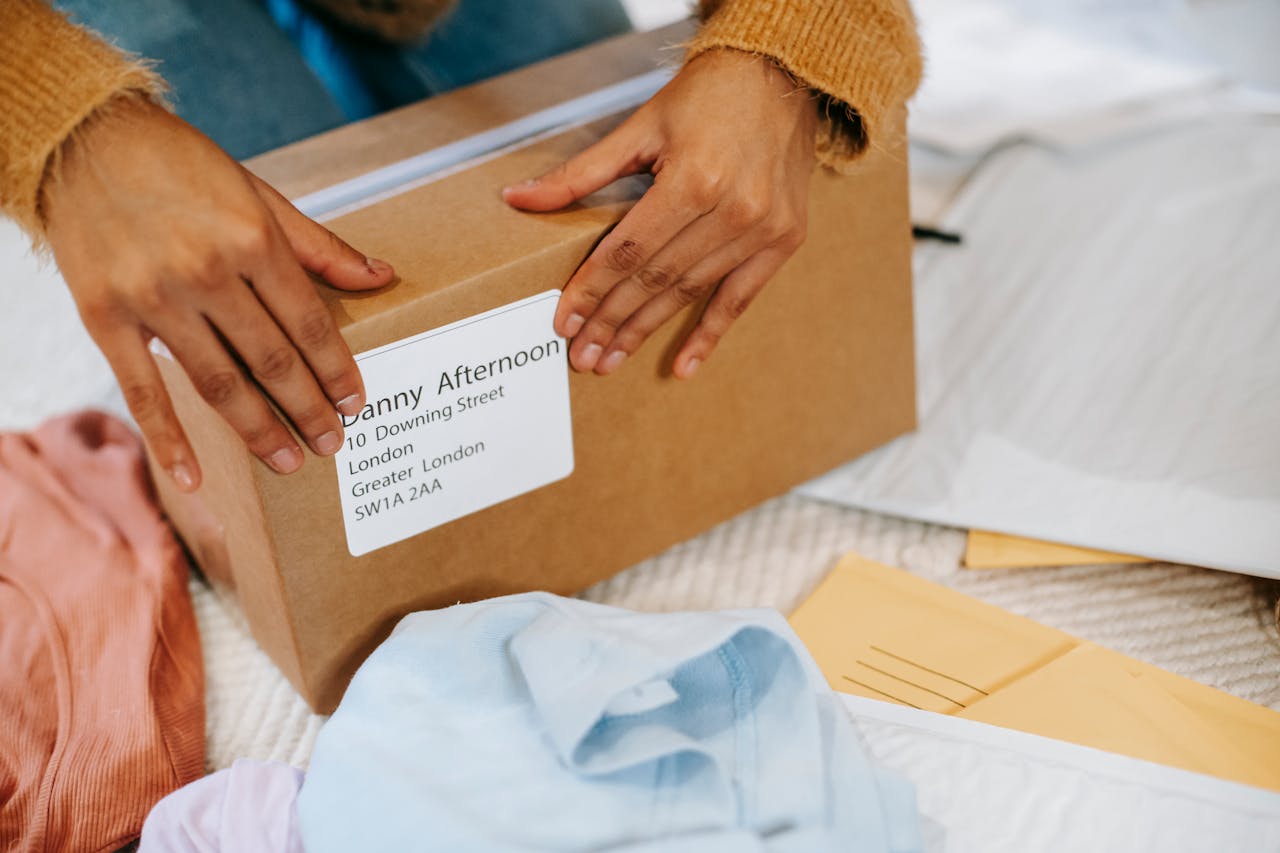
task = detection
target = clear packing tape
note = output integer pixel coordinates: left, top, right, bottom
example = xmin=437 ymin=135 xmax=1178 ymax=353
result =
xmin=791 ymin=553 xmax=1280 ymax=793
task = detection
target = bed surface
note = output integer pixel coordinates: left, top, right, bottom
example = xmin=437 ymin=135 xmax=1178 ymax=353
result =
xmin=3 ymin=126 xmax=1278 ymax=846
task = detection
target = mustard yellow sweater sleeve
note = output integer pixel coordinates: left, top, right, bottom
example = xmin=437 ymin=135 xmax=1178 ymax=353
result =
xmin=0 ymin=0 xmax=165 ymax=243
xmin=690 ymin=0 xmax=923 ymax=169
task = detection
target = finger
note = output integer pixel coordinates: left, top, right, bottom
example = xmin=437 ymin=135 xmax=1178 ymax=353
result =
xmin=203 ymin=280 xmax=346 ymax=457
xmin=573 ymin=207 xmax=755 ymax=375
xmin=674 ymin=247 xmax=793 ymax=379
xmin=238 ymin=224 xmax=367 ymax=419
xmin=91 ymin=322 xmax=202 ymax=492
xmin=501 ymin=119 xmax=651 ymax=213
xmin=158 ymin=311 xmax=306 ymax=475
xmin=561 ymin=175 xmax=714 ymax=368
xmin=596 ymin=237 xmax=755 ymax=376
xmin=248 ymin=172 xmax=395 ymax=292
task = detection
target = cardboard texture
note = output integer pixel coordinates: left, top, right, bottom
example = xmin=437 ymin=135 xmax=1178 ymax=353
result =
xmin=964 ymin=529 xmax=1153 ymax=569
xmin=790 ymin=553 xmax=1280 ymax=792
xmin=150 ymin=24 xmax=917 ymax=712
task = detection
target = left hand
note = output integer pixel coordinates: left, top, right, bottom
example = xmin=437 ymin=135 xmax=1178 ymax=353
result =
xmin=502 ymin=49 xmax=817 ymax=378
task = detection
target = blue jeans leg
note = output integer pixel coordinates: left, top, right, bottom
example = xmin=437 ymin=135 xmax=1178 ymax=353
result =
xmin=55 ymin=0 xmax=348 ymax=159
xmin=54 ymin=0 xmax=633 ymax=158
xmin=269 ymin=0 xmax=634 ymax=117
xmin=395 ymin=0 xmax=634 ymax=96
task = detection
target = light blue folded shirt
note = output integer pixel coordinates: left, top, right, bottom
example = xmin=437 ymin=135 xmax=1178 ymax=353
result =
xmin=298 ymin=593 xmax=922 ymax=852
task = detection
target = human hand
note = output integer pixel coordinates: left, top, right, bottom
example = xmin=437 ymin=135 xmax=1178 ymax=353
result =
xmin=502 ymin=49 xmax=817 ymax=378
xmin=42 ymin=97 xmax=394 ymax=492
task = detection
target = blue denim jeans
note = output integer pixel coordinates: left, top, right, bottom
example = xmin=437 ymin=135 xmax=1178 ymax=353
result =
xmin=56 ymin=0 xmax=632 ymax=160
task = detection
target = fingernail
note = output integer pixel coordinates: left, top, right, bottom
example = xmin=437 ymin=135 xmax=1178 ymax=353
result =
xmin=563 ymin=313 xmax=586 ymax=338
xmin=314 ymin=430 xmax=342 ymax=455
xmin=684 ymin=357 xmax=701 ymax=378
xmin=268 ymin=447 xmax=303 ymax=474
xmin=170 ymin=462 xmax=196 ymax=492
xmin=598 ymin=350 xmax=626 ymax=375
xmin=579 ymin=342 xmax=603 ymax=371
xmin=365 ymin=257 xmax=392 ymax=275
xmin=336 ymin=393 xmax=363 ymax=417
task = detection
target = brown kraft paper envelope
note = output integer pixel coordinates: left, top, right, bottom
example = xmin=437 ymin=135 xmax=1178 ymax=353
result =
xmin=790 ymin=553 xmax=1280 ymax=792
xmin=964 ymin=529 xmax=1153 ymax=569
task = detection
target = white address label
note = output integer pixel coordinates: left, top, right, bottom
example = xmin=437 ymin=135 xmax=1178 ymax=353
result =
xmin=335 ymin=290 xmax=573 ymax=556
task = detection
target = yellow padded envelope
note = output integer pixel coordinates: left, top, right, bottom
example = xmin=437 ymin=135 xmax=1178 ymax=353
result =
xmin=790 ymin=553 xmax=1280 ymax=792
xmin=964 ymin=529 xmax=1153 ymax=569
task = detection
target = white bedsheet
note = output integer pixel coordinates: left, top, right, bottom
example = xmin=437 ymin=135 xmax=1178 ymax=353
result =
xmin=909 ymin=0 xmax=1224 ymax=153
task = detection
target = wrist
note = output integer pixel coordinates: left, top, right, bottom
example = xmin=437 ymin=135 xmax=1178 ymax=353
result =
xmin=41 ymin=94 xmax=165 ymax=228
xmin=687 ymin=47 xmax=819 ymax=135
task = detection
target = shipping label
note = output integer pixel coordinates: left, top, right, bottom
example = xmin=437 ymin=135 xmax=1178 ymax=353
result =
xmin=334 ymin=290 xmax=573 ymax=556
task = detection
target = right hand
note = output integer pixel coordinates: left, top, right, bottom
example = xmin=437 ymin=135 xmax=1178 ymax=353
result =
xmin=41 ymin=96 xmax=394 ymax=492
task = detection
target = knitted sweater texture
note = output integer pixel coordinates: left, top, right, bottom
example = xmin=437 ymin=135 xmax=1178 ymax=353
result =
xmin=0 ymin=0 xmax=921 ymax=243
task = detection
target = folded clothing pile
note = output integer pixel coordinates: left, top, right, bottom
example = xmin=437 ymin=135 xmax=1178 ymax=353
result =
xmin=1 ymin=412 xmax=919 ymax=852
xmin=144 ymin=594 xmax=922 ymax=852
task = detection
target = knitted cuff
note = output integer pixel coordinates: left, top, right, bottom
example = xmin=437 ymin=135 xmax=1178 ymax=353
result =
xmin=688 ymin=0 xmax=922 ymax=171
xmin=0 ymin=0 xmax=166 ymax=246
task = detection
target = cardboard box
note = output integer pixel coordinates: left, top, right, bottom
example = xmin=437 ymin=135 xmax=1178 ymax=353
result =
xmin=151 ymin=23 xmax=917 ymax=712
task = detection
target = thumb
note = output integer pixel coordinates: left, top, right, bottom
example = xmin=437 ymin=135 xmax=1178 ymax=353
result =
xmin=502 ymin=122 xmax=650 ymax=212
xmin=248 ymin=172 xmax=395 ymax=291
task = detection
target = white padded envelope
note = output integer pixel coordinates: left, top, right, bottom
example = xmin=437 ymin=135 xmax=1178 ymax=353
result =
xmin=802 ymin=121 xmax=1280 ymax=577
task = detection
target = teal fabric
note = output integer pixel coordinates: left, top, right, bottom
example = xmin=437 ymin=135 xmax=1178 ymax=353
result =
xmin=55 ymin=0 xmax=631 ymax=159
xmin=261 ymin=0 xmax=633 ymax=120
xmin=298 ymin=593 xmax=923 ymax=852
xmin=57 ymin=0 xmax=347 ymax=159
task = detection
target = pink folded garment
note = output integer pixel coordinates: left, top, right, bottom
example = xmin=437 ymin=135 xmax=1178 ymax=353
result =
xmin=0 ymin=411 xmax=205 ymax=853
